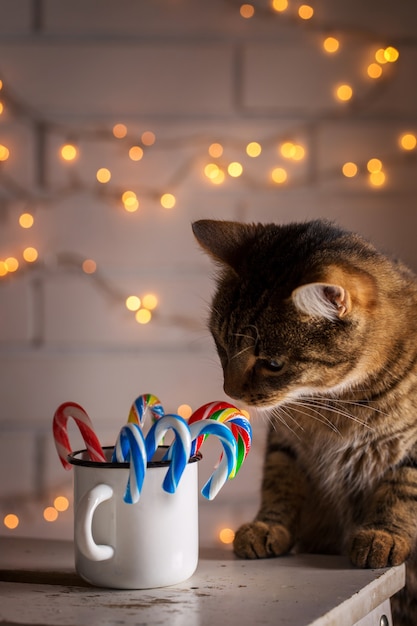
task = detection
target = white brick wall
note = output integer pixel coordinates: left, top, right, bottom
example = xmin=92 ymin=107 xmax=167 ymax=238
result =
xmin=0 ymin=0 xmax=416 ymax=545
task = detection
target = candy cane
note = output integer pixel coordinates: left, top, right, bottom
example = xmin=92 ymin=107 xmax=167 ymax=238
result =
xmin=188 ymin=401 xmax=235 ymax=455
xmin=204 ymin=407 xmax=252 ymax=478
xmin=127 ymin=393 xmax=164 ymax=429
xmin=188 ymin=420 xmax=238 ymax=500
xmin=53 ymin=401 xmax=106 ymax=470
xmin=145 ymin=414 xmax=191 ymax=494
xmin=112 ymin=423 xmax=147 ymax=504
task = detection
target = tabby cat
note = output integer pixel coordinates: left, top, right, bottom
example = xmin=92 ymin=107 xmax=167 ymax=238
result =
xmin=192 ymin=218 xmax=417 ymax=626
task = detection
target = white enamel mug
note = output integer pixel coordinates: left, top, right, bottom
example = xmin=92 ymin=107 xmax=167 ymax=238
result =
xmin=68 ymin=446 xmax=200 ymax=589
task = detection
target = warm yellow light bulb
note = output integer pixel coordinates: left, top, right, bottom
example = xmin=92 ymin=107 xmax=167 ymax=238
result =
xmin=23 ymin=247 xmax=38 ymax=263
xmin=399 ymin=133 xmax=417 ymax=151
xmin=240 ymin=3 xmax=255 ymax=18
xmin=82 ymin=259 xmax=97 ymax=274
xmin=160 ymin=193 xmax=176 ymax=209
xmin=298 ymin=4 xmax=314 ymax=19
xmin=246 ymin=141 xmax=262 ymax=157
xmin=0 ymin=101 xmax=4 ymax=115
xmin=129 ymin=146 xmax=144 ymax=161
xmin=271 ymin=0 xmax=288 ymax=12
xmin=271 ymin=167 xmax=288 ymax=184
xmin=323 ymin=36 xmax=340 ymax=54
xmin=126 ymin=295 xmax=141 ymax=311
xmin=4 ymin=514 xmax=19 ymax=529
xmin=335 ymin=84 xmax=353 ymax=102
xmin=60 ymin=144 xmax=78 ymax=161
xmin=280 ymin=141 xmax=295 ymax=158
xmin=96 ymin=167 xmax=111 ymax=183
xmin=135 ymin=309 xmax=152 ymax=324
xmin=142 ymin=293 xmax=158 ymax=310
xmin=342 ymin=162 xmax=358 ymax=178
xmin=122 ymin=191 xmax=139 ymax=212
xmin=19 ymin=212 xmax=34 ymax=228
xmin=367 ymin=63 xmax=383 ymax=79
xmin=208 ymin=143 xmax=223 ymax=158
xmin=113 ymin=123 xmax=127 ymax=139
xmin=227 ymin=162 xmax=243 ymax=177
xmin=0 ymin=79 xmax=3 ymax=90
xmin=211 ymin=170 xmax=226 ymax=185
xmin=0 ymin=261 xmax=8 ymax=277
xmin=0 ymin=144 xmax=10 ymax=161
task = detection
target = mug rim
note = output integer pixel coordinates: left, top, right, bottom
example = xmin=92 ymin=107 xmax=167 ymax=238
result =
xmin=67 ymin=445 xmax=202 ymax=469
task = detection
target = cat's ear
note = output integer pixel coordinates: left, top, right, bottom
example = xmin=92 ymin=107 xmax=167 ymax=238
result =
xmin=292 ymin=283 xmax=351 ymax=321
xmin=192 ymin=220 xmax=257 ymax=272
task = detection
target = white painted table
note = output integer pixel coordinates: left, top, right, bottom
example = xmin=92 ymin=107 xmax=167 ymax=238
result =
xmin=0 ymin=538 xmax=405 ymax=626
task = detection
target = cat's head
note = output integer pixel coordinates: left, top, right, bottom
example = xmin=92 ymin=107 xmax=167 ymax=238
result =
xmin=192 ymin=219 xmax=383 ymax=408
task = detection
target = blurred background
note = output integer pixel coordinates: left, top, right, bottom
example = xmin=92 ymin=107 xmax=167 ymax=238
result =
xmin=0 ymin=0 xmax=416 ymax=548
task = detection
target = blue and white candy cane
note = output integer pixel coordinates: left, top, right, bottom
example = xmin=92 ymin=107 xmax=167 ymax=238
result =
xmin=112 ymin=423 xmax=147 ymax=504
xmin=145 ymin=414 xmax=192 ymax=494
xmin=188 ymin=420 xmax=238 ymax=501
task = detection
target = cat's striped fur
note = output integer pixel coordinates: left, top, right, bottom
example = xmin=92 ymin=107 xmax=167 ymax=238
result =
xmin=192 ymin=218 xmax=417 ymax=626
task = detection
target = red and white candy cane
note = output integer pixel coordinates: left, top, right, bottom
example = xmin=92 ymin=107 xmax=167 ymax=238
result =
xmin=53 ymin=401 xmax=106 ymax=470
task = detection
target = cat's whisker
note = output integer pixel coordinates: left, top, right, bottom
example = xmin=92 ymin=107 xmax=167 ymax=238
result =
xmin=288 ymin=400 xmax=342 ymax=435
xmin=299 ymin=397 xmax=374 ymax=431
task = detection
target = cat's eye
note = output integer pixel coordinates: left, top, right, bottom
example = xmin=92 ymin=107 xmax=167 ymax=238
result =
xmin=262 ymin=359 xmax=286 ymax=374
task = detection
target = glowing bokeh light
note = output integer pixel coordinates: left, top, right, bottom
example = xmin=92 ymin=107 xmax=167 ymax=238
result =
xmin=54 ymin=496 xmax=70 ymax=512
xmin=271 ymin=0 xmax=288 ymax=11
xmin=335 ymin=84 xmax=353 ymax=102
xmin=240 ymin=3 xmax=255 ymax=18
xmin=4 ymin=514 xmax=19 ymax=529
xmin=369 ymin=171 xmax=386 ymax=187
xmin=208 ymin=143 xmax=223 ymax=158
xmin=399 ymin=133 xmax=417 ymax=151
xmin=246 ymin=142 xmax=262 ymax=157
xmin=135 ymin=309 xmax=152 ymax=324
xmin=271 ymin=167 xmax=288 ymax=184
xmin=0 ymin=144 xmax=10 ymax=161
xmin=60 ymin=144 xmax=78 ymax=161
xmin=43 ymin=507 xmax=59 ymax=522
xmin=129 ymin=146 xmax=144 ymax=161
xmin=96 ymin=167 xmax=111 ymax=183
xmin=367 ymin=158 xmax=383 ymax=173
xmin=113 ymin=123 xmax=127 ymax=138
xmin=298 ymin=4 xmax=314 ymax=19
xmin=19 ymin=213 xmax=34 ymax=228
xmin=219 ymin=528 xmax=235 ymax=544
xmin=142 ymin=293 xmax=158 ymax=310
xmin=323 ymin=37 xmax=340 ymax=53
xmin=82 ymin=259 xmax=97 ymax=274
xmin=342 ymin=162 xmax=358 ymax=178
xmin=177 ymin=404 xmax=193 ymax=419
xmin=141 ymin=131 xmax=156 ymax=146
xmin=367 ymin=63 xmax=383 ymax=79
xmin=160 ymin=193 xmax=176 ymax=209
xmin=227 ymin=162 xmax=243 ymax=177
xmin=23 ymin=247 xmax=38 ymax=263
xmin=126 ymin=295 xmax=141 ymax=311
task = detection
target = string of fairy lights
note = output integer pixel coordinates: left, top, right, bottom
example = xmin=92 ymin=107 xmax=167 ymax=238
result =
xmin=1 ymin=0 xmax=417 ymax=540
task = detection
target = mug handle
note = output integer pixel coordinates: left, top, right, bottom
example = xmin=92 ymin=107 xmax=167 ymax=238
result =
xmin=75 ymin=483 xmax=115 ymax=561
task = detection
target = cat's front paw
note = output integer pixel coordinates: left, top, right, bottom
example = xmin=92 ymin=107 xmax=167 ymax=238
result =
xmin=233 ymin=521 xmax=293 ymax=559
xmin=350 ymin=528 xmax=411 ymax=568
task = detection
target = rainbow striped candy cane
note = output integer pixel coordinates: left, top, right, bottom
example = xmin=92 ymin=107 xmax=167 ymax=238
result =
xmin=112 ymin=423 xmax=147 ymax=504
xmin=188 ymin=401 xmax=235 ymax=456
xmin=205 ymin=407 xmax=252 ymax=478
xmin=128 ymin=393 xmax=164 ymax=428
xmin=188 ymin=420 xmax=238 ymax=500
xmin=53 ymin=401 xmax=106 ymax=470
xmin=145 ymin=414 xmax=191 ymax=494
